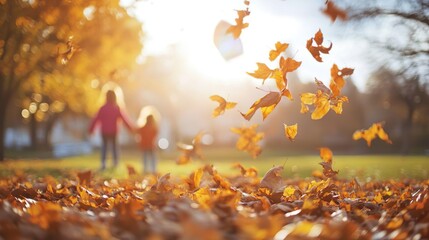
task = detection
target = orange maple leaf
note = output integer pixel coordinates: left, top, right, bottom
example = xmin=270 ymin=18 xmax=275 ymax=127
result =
xmin=306 ymin=29 xmax=332 ymax=62
xmin=269 ymin=42 xmax=289 ymax=61
xmin=210 ymin=95 xmax=237 ymax=117
xmin=226 ymin=9 xmax=250 ymax=39
xmin=322 ymin=1 xmax=347 ymax=22
xmin=353 ymin=122 xmax=393 ymax=146
xmin=300 ymin=64 xmax=353 ymax=120
xmin=273 ymin=56 xmax=302 ymax=91
xmin=284 ymin=123 xmax=298 ymax=141
xmin=330 ymin=64 xmax=354 ymax=97
xmin=231 ymin=124 xmax=264 ymax=158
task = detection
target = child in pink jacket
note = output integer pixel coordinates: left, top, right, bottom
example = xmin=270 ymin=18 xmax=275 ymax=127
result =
xmin=89 ymin=90 xmax=133 ymax=170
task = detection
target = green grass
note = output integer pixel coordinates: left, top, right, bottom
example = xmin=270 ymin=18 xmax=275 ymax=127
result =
xmin=1 ymin=148 xmax=428 ymax=180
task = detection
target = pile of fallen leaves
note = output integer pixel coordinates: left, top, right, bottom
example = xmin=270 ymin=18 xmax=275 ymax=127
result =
xmin=0 ymin=162 xmax=428 ymax=240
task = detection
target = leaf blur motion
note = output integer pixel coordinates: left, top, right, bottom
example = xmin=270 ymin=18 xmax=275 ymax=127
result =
xmin=176 ymin=132 xmax=205 ymax=165
xmin=210 ymin=95 xmax=237 ymax=117
xmin=353 ymin=122 xmax=393 ymax=146
xmin=231 ymin=124 xmax=264 ymax=158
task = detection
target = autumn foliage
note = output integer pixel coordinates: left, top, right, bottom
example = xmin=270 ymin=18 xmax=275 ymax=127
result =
xmin=0 ymin=0 xmax=413 ymax=239
xmin=0 ymin=164 xmax=428 ymax=239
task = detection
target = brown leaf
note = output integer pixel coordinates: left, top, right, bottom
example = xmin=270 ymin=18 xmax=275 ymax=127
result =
xmin=322 ymin=1 xmax=348 ymax=22
xmin=241 ymin=91 xmax=281 ymax=121
xmin=306 ymin=29 xmax=332 ymax=62
xmin=259 ymin=165 xmax=284 ymax=192
xmin=77 ymin=170 xmax=92 ymax=186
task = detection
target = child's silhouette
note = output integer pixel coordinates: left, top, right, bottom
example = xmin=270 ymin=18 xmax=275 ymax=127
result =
xmin=89 ymin=90 xmax=133 ymax=170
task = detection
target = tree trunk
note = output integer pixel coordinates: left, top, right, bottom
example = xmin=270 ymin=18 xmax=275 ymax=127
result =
xmin=401 ymin=104 xmax=415 ymax=155
xmin=29 ymin=114 xmax=38 ymax=150
xmin=0 ymin=103 xmax=6 ymax=161
xmin=42 ymin=114 xmax=59 ymax=150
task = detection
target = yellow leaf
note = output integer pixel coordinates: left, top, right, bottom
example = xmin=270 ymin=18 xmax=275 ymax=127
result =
xmin=193 ymin=167 xmax=204 ymax=188
xmin=279 ymin=56 xmax=302 ymax=74
xmin=283 ymin=186 xmax=296 ymax=197
xmin=330 ymin=101 xmax=343 ymax=114
xmin=284 ymin=123 xmax=298 ymax=141
xmin=353 ymin=122 xmax=392 ymax=147
xmin=226 ymin=10 xmax=250 ymax=39
xmin=247 ymin=63 xmax=273 ymax=81
xmin=311 ymin=93 xmax=330 ymax=120
xmin=300 ymin=103 xmax=309 ymax=114
xmin=231 ymin=124 xmax=264 ymax=158
xmin=269 ymin=42 xmax=289 ymax=61
xmin=270 ymin=68 xmax=285 ymax=91
xmin=319 ymin=147 xmax=333 ymax=163
xmin=300 ymin=93 xmax=317 ymax=105
xmin=210 ymin=95 xmax=237 ymax=117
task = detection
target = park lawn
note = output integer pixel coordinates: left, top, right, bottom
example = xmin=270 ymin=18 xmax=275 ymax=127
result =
xmin=1 ymin=148 xmax=428 ymax=180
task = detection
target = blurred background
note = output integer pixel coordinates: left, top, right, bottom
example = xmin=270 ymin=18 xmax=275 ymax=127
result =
xmin=1 ymin=0 xmax=428 ymax=161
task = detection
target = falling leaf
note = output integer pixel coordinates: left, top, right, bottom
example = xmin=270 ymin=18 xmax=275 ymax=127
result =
xmin=240 ymin=91 xmax=281 ymax=121
xmin=322 ymin=1 xmax=347 ymax=22
xmin=330 ymin=64 xmax=354 ymax=97
xmin=247 ymin=63 xmax=273 ymax=82
xmin=176 ymin=132 xmax=205 ymax=164
xmin=353 ymin=122 xmax=393 ymax=146
xmin=318 ymin=148 xmax=338 ymax=178
xmin=319 ymin=147 xmax=333 ymax=163
xmin=300 ymin=64 xmax=353 ymax=120
xmin=269 ymin=42 xmax=289 ymax=61
xmin=231 ymin=124 xmax=264 ymax=158
xmin=306 ymin=29 xmax=332 ymax=62
xmin=284 ymin=123 xmax=298 ymax=141
xmin=311 ymin=91 xmax=331 ymax=120
xmin=279 ymin=56 xmax=302 ymax=74
xmin=227 ymin=9 xmax=250 ymax=39
xmin=210 ymin=95 xmax=237 ymax=117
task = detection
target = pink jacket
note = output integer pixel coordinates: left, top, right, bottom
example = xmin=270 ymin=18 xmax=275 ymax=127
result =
xmin=89 ymin=103 xmax=133 ymax=135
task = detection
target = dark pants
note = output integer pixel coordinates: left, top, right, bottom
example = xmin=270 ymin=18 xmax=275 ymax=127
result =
xmin=101 ymin=134 xmax=118 ymax=169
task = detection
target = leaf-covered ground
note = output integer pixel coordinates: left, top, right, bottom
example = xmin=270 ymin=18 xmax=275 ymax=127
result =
xmin=0 ymin=164 xmax=428 ymax=240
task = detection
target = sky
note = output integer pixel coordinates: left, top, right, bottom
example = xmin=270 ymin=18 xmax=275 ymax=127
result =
xmin=126 ymin=0 xmax=374 ymax=92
